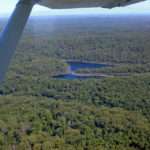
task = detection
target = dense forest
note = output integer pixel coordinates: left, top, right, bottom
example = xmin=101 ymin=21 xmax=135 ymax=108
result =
xmin=0 ymin=15 xmax=150 ymax=149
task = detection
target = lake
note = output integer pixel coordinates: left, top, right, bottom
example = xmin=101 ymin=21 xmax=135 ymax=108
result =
xmin=54 ymin=61 xmax=109 ymax=80
xmin=68 ymin=61 xmax=108 ymax=71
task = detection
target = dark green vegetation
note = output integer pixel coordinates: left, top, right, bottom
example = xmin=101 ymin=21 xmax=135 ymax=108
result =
xmin=0 ymin=15 xmax=150 ymax=149
xmin=0 ymin=95 xmax=150 ymax=150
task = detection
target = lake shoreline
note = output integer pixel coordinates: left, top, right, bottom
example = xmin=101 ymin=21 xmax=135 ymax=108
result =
xmin=66 ymin=60 xmax=115 ymax=78
xmin=55 ymin=60 xmax=136 ymax=79
xmin=55 ymin=60 xmax=114 ymax=79
xmin=64 ymin=60 xmax=140 ymax=78
xmin=71 ymin=72 xmax=113 ymax=78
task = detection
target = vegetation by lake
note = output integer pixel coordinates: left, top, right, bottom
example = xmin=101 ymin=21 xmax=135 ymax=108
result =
xmin=0 ymin=15 xmax=150 ymax=149
xmin=76 ymin=63 xmax=150 ymax=76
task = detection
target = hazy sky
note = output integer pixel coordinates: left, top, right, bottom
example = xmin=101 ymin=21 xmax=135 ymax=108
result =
xmin=0 ymin=0 xmax=150 ymax=16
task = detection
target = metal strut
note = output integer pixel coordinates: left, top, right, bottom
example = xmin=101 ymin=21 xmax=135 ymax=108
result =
xmin=0 ymin=0 xmax=36 ymax=83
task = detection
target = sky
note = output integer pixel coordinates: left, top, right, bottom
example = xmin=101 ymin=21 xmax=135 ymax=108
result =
xmin=0 ymin=0 xmax=150 ymax=16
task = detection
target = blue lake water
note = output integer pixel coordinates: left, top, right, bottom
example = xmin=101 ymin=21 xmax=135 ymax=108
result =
xmin=68 ymin=61 xmax=108 ymax=71
xmin=55 ymin=74 xmax=103 ymax=80
xmin=54 ymin=61 xmax=109 ymax=80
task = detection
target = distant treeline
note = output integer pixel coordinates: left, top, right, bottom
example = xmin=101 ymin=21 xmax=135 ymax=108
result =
xmin=18 ymin=15 xmax=150 ymax=64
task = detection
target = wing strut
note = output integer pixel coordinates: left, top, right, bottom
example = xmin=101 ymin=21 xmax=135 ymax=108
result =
xmin=0 ymin=0 xmax=35 ymax=82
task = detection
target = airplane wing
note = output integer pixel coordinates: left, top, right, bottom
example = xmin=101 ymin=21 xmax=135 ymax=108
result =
xmin=0 ymin=0 xmax=145 ymax=82
xmin=38 ymin=0 xmax=143 ymax=9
